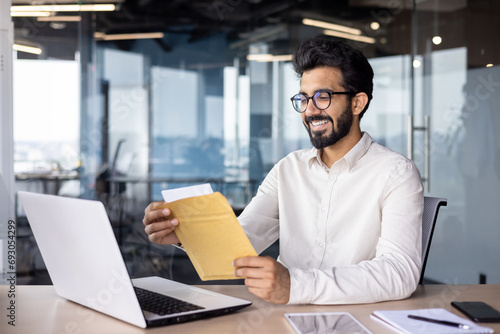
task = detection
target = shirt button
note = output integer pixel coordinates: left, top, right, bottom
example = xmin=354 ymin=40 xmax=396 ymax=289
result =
xmin=321 ymin=207 xmax=327 ymax=212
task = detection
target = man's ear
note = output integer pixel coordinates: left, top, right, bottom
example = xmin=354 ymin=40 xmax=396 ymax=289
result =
xmin=352 ymin=92 xmax=369 ymax=116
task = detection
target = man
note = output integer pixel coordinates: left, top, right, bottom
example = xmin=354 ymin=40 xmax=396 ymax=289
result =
xmin=143 ymin=36 xmax=424 ymax=305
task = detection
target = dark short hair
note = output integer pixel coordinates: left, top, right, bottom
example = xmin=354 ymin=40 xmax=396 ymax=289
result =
xmin=292 ymin=36 xmax=374 ymax=119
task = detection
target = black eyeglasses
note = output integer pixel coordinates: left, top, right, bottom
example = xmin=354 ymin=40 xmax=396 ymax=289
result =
xmin=290 ymin=90 xmax=357 ymax=113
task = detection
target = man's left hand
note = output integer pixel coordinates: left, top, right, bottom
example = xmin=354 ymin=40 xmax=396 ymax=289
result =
xmin=233 ymin=256 xmax=290 ymax=304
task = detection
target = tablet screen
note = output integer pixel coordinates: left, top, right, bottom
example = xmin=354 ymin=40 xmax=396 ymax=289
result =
xmin=285 ymin=312 xmax=372 ymax=334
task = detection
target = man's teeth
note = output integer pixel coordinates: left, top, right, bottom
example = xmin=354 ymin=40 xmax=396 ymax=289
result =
xmin=312 ymin=120 xmax=328 ymax=126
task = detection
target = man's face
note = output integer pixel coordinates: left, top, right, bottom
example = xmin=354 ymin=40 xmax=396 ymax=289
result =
xmin=299 ymin=67 xmax=353 ymax=149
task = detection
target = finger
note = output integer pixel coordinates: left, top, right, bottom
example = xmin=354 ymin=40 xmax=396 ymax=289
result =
xmin=145 ymin=201 xmax=166 ymax=213
xmin=247 ymin=287 xmax=266 ymax=298
xmin=233 ymin=256 xmax=267 ymax=268
xmin=247 ymin=287 xmax=283 ymax=304
xmin=247 ymin=287 xmax=269 ymax=303
xmin=149 ymin=227 xmax=175 ymax=243
xmin=234 ymin=267 xmax=267 ymax=280
xmin=243 ymin=277 xmax=273 ymax=289
xmin=143 ymin=205 xmax=170 ymax=226
xmin=144 ymin=219 xmax=178 ymax=235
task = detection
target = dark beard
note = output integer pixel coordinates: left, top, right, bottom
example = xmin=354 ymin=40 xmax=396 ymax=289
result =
xmin=304 ymin=102 xmax=353 ymax=149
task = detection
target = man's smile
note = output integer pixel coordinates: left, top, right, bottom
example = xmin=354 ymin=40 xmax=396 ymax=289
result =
xmin=310 ymin=119 xmax=329 ymax=130
xmin=305 ymin=116 xmax=332 ymax=133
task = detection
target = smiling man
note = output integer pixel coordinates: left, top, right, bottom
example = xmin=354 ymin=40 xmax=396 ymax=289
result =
xmin=143 ymin=36 xmax=424 ymax=305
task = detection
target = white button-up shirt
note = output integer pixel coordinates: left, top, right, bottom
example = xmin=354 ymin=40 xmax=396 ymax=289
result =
xmin=238 ymin=132 xmax=424 ymax=304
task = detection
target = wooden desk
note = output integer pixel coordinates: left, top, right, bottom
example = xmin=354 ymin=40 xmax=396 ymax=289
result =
xmin=1 ymin=284 xmax=499 ymax=333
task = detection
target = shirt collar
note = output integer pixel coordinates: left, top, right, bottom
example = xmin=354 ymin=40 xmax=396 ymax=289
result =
xmin=307 ymin=147 xmax=321 ymax=169
xmin=307 ymin=132 xmax=373 ymax=172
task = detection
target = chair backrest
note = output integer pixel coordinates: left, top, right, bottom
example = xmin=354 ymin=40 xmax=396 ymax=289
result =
xmin=420 ymin=196 xmax=447 ymax=284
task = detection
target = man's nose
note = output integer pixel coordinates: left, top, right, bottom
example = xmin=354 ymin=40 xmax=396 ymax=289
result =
xmin=304 ymin=99 xmax=322 ymax=116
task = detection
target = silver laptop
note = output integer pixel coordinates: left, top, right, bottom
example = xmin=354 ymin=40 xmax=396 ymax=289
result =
xmin=18 ymin=191 xmax=251 ymax=328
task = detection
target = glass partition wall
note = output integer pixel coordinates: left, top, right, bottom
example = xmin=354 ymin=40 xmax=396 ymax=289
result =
xmin=11 ymin=0 xmax=500 ymax=285
xmin=412 ymin=1 xmax=500 ymax=284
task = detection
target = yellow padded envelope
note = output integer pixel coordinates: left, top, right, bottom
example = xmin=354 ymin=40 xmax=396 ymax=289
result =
xmin=158 ymin=192 xmax=257 ymax=281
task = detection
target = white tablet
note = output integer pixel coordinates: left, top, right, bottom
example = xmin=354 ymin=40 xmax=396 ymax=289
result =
xmin=285 ymin=312 xmax=373 ymax=334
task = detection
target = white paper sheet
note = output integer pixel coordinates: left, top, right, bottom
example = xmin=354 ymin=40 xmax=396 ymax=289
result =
xmin=161 ymin=183 xmax=213 ymax=202
xmin=371 ymin=308 xmax=493 ymax=334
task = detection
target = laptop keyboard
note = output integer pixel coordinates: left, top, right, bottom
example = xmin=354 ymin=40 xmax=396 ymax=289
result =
xmin=134 ymin=287 xmax=205 ymax=316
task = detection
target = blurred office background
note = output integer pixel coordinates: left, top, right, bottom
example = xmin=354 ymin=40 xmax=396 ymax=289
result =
xmin=1 ymin=0 xmax=499 ymax=286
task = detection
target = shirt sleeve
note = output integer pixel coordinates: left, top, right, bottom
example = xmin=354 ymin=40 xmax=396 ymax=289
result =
xmin=288 ymin=161 xmax=424 ymax=305
xmin=237 ymin=164 xmax=280 ymax=254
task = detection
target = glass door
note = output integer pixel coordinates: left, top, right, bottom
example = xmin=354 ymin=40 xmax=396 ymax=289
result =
xmin=340 ymin=1 xmax=500 ymax=284
xmin=413 ymin=0 xmax=500 ymax=284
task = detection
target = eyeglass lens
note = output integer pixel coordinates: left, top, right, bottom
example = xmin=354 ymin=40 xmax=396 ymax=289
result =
xmin=292 ymin=91 xmax=332 ymax=113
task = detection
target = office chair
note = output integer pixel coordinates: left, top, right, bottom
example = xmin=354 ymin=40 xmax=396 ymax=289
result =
xmin=419 ymin=196 xmax=448 ymax=284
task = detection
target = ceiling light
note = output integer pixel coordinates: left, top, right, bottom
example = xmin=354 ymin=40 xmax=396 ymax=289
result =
xmin=323 ymin=29 xmax=375 ymax=44
xmin=37 ymin=16 xmax=82 ymax=22
xmin=94 ymin=32 xmax=165 ymax=41
xmin=303 ymin=18 xmax=361 ymax=36
xmin=94 ymin=32 xmax=106 ymax=39
xmin=50 ymin=22 xmax=67 ymax=30
xmin=247 ymin=54 xmax=274 ymax=62
xmin=81 ymin=4 xmax=116 ymax=11
xmin=11 ymin=4 xmax=116 ymax=12
xmin=247 ymin=54 xmax=292 ymax=62
xmin=11 ymin=11 xmax=51 ymax=17
xmin=272 ymin=55 xmax=293 ymax=62
xmin=413 ymin=59 xmax=422 ymax=68
xmin=432 ymin=36 xmax=442 ymax=45
xmin=486 ymin=64 xmax=494 ymax=68
xmin=370 ymin=22 xmax=380 ymax=31
xmin=13 ymin=44 xmax=42 ymax=55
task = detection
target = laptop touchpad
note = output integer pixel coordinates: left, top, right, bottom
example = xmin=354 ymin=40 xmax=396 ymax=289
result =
xmin=167 ymin=288 xmax=215 ymax=302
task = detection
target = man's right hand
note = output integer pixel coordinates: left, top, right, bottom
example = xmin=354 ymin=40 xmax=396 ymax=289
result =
xmin=142 ymin=202 xmax=180 ymax=245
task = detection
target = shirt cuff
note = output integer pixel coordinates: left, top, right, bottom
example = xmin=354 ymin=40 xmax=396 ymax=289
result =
xmin=287 ymin=268 xmax=315 ymax=304
xmin=172 ymin=243 xmax=185 ymax=251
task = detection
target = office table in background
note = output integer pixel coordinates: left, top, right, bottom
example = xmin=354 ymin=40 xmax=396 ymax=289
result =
xmin=1 ymin=284 xmax=499 ymax=333
xmin=15 ymin=170 xmax=79 ymax=195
